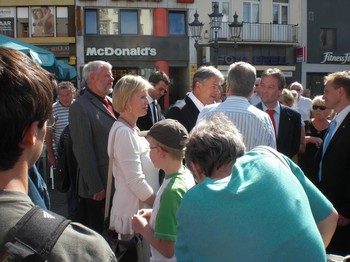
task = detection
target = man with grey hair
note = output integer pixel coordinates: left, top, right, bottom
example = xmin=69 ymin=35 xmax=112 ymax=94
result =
xmin=69 ymin=61 xmax=117 ymax=233
xmin=165 ymin=65 xmax=224 ymax=132
xmin=197 ymin=61 xmax=276 ymax=151
xmin=290 ymin=81 xmax=313 ymax=122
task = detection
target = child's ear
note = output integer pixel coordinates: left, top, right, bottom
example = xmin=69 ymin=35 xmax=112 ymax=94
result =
xmin=22 ymin=121 xmax=38 ymax=146
xmin=158 ymin=147 xmax=167 ymax=158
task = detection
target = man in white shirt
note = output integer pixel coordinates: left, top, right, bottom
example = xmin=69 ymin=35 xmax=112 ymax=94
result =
xmin=197 ymin=62 xmax=276 ymax=151
xmin=290 ymin=81 xmax=313 ymax=122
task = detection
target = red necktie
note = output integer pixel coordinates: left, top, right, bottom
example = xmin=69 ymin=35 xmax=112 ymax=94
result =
xmin=266 ymin=109 xmax=276 ymax=135
xmin=103 ymin=98 xmax=115 ymax=117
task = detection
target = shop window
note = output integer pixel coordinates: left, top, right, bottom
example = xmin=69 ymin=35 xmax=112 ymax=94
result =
xmin=169 ymin=11 xmax=185 ymax=35
xmin=99 ymin=8 xmax=118 ymax=35
xmin=140 ymin=9 xmax=152 ymax=35
xmin=85 ymin=8 xmax=152 ymax=36
xmin=85 ymin=9 xmax=98 ymax=34
xmin=120 ymin=10 xmax=138 ymax=35
xmin=0 ymin=7 xmax=15 ymax=37
xmin=320 ymin=28 xmax=336 ymax=50
xmin=17 ymin=7 xmax=29 ymax=37
xmin=31 ymin=6 xmax=55 ymax=37
xmin=56 ymin=7 xmax=68 ymax=37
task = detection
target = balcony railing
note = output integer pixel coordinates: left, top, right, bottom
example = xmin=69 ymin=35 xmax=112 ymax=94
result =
xmin=210 ymin=22 xmax=298 ymax=43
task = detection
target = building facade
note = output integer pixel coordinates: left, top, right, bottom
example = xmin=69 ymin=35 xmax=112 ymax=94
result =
xmin=0 ymin=0 xmax=77 ymax=81
xmin=299 ymin=0 xmax=350 ymax=97
xmin=76 ymin=0 xmax=302 ymax=107
xmin=76 ymin=0 xmax=195 ymax=108
xmin=1 ymin=1 xmax=304 ymax=107
xmin=193 ymin=0 xmax=301 ymax=84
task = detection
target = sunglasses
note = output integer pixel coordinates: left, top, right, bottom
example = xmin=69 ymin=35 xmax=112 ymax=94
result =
xmin=312 ymin=105 xmax=326 ymax=110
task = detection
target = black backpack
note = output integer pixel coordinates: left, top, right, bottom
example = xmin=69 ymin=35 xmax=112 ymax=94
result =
xmin=55 ymin=125 xmax=78 ymax=193
xmin=0 ymin=206 xmax=70 ymax=261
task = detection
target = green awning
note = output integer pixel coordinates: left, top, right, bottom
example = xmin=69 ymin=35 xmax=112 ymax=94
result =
xmin=55 ymin=60 xmax=77 ymax=80
xmin=0 ymin=34 xmax=56 ymax=71
xmin=0 ymin=34 xmax=77 ymax=81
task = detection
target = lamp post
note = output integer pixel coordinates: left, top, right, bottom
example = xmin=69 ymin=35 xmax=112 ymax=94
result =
xmin=208 ymin=3 xmax=223 ymax=68
xmin=188 ymin=11 xmax=204 ymax=67
xmin=189 ymin=5 xmax=243 ymax=68
xmin=229 ymin=12 xmax=243 ymax=48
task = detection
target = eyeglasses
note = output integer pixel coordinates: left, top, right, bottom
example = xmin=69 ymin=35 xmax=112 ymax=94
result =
xmin=312 ymin=105 xmax=327 ymax=110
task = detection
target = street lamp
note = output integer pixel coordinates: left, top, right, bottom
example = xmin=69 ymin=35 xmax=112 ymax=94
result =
xmin=188 ymin=11 xmax=204 ymax=67
xmin=189 ymin=5 xmax=243 ymax=68
xmin=188 ymin=11 xmax=204 ymax=50
xmin=208 ymin=3 xmax=223 ymax=68
xmin=229 ymin=12 xmax=243 ymax=48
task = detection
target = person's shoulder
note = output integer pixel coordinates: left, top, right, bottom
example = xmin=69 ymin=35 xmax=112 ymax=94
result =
xmin=281 ymin=104 xmax=301 ymax=117
xmin=170 ymin=99 xmax=187 ymax=110
xmin=51 ymin=222 xmax=116 ymax=261
xmin=200 ymin=103 xmax=219 ymax=116
xmin=169 ymin=169 xmax=196 ymax=190
xmin=166 ymin=99 xmax=187 ymax=119
xmin=301 ymin=96 xmax=312 ymax=103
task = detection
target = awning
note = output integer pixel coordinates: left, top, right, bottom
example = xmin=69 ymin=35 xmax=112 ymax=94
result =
xmin=55 ymin=60 xmax=77 ymax=80
xmin=0 ymin=34 xmax=76 ymax=80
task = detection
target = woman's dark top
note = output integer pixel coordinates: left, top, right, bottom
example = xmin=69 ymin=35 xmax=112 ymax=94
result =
xmin=298 ymin=120 xmax=328 ymax=178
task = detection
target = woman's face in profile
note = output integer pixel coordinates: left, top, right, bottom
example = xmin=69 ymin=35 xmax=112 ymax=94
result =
xmin=128 ymin=88 xmax=149 ymax=118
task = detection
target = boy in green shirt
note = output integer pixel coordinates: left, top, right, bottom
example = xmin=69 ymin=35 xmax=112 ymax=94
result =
xmin=132 ymin=119 xmax=195 ymax=262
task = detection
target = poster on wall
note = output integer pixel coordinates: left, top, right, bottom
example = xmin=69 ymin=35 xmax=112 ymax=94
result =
xmin=0 ymin=18 xmax=14 ymax=37
xmin=31 ymin=6 xmax=54 ymax=37
xmin=0 ymin=8 xmax=15 ymax=37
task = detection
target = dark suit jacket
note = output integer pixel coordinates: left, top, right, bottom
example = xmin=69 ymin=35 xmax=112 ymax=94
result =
xmin=256 ymin=102 xmax=301 ymax=158
xmin=137 ymin=100 xmax=162 ymax=131
xmin=165 ymin=94 xmax=199 ymax=132
xmin=313 ymin=111 xmax=350 ymax=215
xmin=69 ymin=90 xmax=116 ymax=199
xmin=312 ymin=111 xmax=350 ymax=254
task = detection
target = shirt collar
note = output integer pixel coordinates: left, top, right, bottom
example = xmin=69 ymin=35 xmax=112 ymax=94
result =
xmin=261 ymin=102 xmax=281 ymax=115
xmin=335 ymin=104 xmax=350 ymax=126
xmin=188 ymin=92 xmax=204 ymax=111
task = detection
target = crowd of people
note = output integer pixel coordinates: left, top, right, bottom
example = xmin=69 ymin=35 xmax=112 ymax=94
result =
xmin=1 ymin=45 xmax=350 ymax=261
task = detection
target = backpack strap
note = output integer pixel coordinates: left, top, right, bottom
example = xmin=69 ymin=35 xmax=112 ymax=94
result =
xmin=1 ymin=206 xmax=70 ymax=262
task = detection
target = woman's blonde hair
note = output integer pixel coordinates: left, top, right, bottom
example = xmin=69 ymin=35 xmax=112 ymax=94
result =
xmin=312 ymin=95 xmax=325 ymax=105
xmin=279 ymin=88 xmax=296 ymax=107
xmin=112 ymin=75 xmax=152 ymax=113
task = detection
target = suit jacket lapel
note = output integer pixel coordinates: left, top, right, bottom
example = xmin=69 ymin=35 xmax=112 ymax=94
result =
xmin=86 ymin=91 xmax=116 ymax=119
xmin=325 ymin=112 xmax=350 ymax=154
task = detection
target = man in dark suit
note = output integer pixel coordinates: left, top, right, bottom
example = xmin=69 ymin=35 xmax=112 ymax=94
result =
xmin=137 ymin=71 xmax=170 ymax=131
xmin=312 ymin=71 xmax=350 ymax=255
xmin=256 ymin=68 xmax=301 ymax=158
xmin=165 ymin=66 xmax=224 ymax=132
xmin=69 ymin=60 xmax=116 ymax=233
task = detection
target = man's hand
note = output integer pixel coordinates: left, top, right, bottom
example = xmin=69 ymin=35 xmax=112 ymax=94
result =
xmin=93 ymin=190 xmax=106 ymax=201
